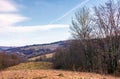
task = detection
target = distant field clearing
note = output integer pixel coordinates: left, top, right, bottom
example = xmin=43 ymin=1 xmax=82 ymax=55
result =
xmin=6 ymin=62 xmax=53 ymax=70
xmin=28 ymin=53 xmax=54 ymax=61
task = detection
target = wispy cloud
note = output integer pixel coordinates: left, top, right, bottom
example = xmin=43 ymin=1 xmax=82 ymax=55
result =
xmin=0 ymin=14 xmax=28 ymax=27
xmin=49 ymin=0 xmax=90 ymax=24
xmin=0 ymin=24 xmax=69 ymax=46
xmin=0 ymin=0 xmax=28 ymax=27
xmin=0 ymin=0 xmax=18 ymax=12
xmin=0 ymin=24 xmax=69 ymax=33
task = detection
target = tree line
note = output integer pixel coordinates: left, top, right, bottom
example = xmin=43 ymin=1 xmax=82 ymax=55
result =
xmin=53 ymin=0 xmax=120 ymax=75
xmin=0 ymin=52 xmax=21 ymax=70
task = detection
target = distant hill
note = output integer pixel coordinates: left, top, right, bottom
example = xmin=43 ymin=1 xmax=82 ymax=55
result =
xmin=0 ymin=46 xmax=14 ymax=51
xmin=1 ymin=40 xmax=69 ymax=58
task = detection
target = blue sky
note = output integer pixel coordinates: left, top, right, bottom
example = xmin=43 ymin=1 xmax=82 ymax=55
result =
xmin=0 ymin=0 xmax=108 ymax=46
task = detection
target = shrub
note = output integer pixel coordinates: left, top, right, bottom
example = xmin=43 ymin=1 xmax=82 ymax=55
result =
xmin=0 ymin=52 xmax=21 ymax=70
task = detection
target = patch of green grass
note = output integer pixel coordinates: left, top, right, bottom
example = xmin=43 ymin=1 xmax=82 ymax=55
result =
xmin=7 ymin=62 xmax=53 ymax=70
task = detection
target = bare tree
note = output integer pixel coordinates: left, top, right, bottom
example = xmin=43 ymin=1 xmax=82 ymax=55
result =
xmin=53 ymin=7 xmax=95 ymax=70
xmin=70 ymin=7 xmax=93 ymax=40
xmin=70 ymin=7 xmax=99 ymax=72
xmin=94 ymin=0 xmax=120 ymax=73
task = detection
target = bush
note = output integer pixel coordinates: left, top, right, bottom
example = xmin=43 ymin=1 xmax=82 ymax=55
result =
xmin=0 ymin=52 xmax=21 ymax=70
xmin=53 ymin=40 xmax=98 ymax=71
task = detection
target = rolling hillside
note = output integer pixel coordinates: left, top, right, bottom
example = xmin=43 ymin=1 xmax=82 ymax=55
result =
xmin=0 ymin=46 xmax=14 ymax=51
xmin=0 ymin=40 xmax=69 ymax=58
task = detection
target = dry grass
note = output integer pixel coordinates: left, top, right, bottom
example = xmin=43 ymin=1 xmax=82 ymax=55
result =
xmin=0 ymin=62 xmax=119 ymax=79
xmin=6 ymin=62 xmax=53 ymax=70
xmin=0 ymin=69 xmax=119 ymax=79
xmin=28 ymin=53 xmax=54 ymax=61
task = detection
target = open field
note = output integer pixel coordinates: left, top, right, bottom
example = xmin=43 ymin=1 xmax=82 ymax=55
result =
xmin=0 ymin=69 xmax=119 ymax=79
xmin=0 ymin=62 xmax=119 ymax=79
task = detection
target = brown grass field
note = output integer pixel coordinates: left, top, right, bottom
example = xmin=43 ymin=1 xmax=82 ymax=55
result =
xmin=0 ymin=69 xmax=119 ymax=79
xmin=0 ymin=62 xmax=119 ymax=79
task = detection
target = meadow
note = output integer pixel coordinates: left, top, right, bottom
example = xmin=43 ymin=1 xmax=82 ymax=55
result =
xmin=0 ymin=62 xmax=119 ymax=79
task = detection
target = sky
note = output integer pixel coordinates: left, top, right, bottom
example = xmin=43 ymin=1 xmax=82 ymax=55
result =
xmin=0 ymin=0 xmax=109 ymax=46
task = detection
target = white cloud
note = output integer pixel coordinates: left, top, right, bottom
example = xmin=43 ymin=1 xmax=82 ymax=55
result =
xmin=0 ymin=24 xmax=70 ymax=46
xmin=0 ymin=30 xmax=70 ymax=46
xmin=0 ymin=0 xmax=70 ymax=46
xmin=0 ymin=0 xmax=18 ymax=12
xmin=0 ymin=24 xmax=69 ymax=33
xmin=0 ymin=0 xmax=29 ymax=27
xmin=0 ymin=13 xmax=28 ymax=27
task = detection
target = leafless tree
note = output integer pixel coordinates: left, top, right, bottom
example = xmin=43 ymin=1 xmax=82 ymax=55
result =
xmin=94 ymin=0 xmax=120 ymax=73
xmin=70 ymin=7 xmax=93 ymax=40
xmin=70 ymin=7 xmax=98 ymax=72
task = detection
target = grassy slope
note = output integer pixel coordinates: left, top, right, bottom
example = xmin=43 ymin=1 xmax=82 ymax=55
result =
xmin=0 ymin=62 xmax=119 ymax=79
xmin=28 ymin=53 xmax=54 ymax=61
xmin=7 ymin=62 xmax=53 ymax=70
